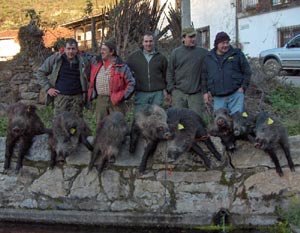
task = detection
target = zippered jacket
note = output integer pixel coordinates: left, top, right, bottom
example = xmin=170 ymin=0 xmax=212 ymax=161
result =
xmin=88 ymin=56 xmax=135 ymax=105
xmin=202 ymin=46 xmax=252 ymax=96
xmin=36 ymin=52 xmax=89 ymax=104
xmin=126 ymin=49 xmax=168 ymax=92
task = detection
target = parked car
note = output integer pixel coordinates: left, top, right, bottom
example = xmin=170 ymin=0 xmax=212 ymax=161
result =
xmin=259 ymin=34 xmax=300 ymax=77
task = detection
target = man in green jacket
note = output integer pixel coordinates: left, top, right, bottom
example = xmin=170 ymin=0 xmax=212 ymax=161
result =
xmin=166 ymin=27 xmax=208 ymax=118
xmin=36 ymin=38 xmax=90 ymax=117
xmin=127 ymin=31 xmax=169 ymax=114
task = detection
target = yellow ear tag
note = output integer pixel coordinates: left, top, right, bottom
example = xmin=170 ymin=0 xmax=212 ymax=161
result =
xmin=267 ymin=117 xmax=274 ymax=125
xmin=242 ymin=112 xmax=248 ymax=118
xmin=69 ymin=128 xmax=76 ymax=135
xmin=178 ymin=123 xmax=184 ymax=130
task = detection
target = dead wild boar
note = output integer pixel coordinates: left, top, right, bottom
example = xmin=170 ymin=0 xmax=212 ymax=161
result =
xmin=48 ymin=111 xmax=93 ymax=168
xmin=254 ymin=111 xmax=295 ymax=176
xmin=129 ymin=104 xmax=172 ymax=174
xmin=232 ymin=111 xmax=256 ymax=143
xmin=208 ymin=108 xmax=236 ymax=153
xmin=166 ymin=107 xmax=222 ymax=168
xmin=88 ymin=112 xmax=130 ymax=173
xmin=4 ymin=102 xmax=48 ymax=171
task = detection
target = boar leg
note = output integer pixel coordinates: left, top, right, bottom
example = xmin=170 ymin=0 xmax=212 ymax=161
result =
xmin=50 ymin=149 xmax=57 ymax=169
xmin=96 ymin=155 xmax=108 ymax=174
xmin=129 ymin=125 xmax=140 ymax=153
xmin=88 ymin=147 xmax=101 ymax=171
xmin=139 ymin=140 xmax=158 ymax=174
xmin=16 ymin=137 xmax=32 ymax=171
xmin=280 ymin=141 xmax=295 ymax=172
xmin=4 ymin=135 xmax=17 ymax=170
xmin=266 ymin=149 xmax=283 ymax=176
xmin=191 ymin=142 xmax=211 ymax=168
xmin=203 ymin=138 xmax=222 ymax=161
xmin=81 ymin=136 xmax=93 ymax=151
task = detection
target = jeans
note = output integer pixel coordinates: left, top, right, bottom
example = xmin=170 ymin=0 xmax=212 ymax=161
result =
xmin=134 ymin=90 xmax=165 ymax=115
xmin=213 ymin=90 xmax=244 ymax=114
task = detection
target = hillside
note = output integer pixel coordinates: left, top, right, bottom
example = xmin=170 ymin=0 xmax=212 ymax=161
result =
xmin=0 ymin=0 xmax=115 ymax=32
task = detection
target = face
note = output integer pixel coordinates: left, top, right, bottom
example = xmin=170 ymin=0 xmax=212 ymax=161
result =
xmin=142 ymin=35 xmax=155 ymax=52
xmin=183 ymin=35 xmax=196 ymax=47
xmin=64 ymin=43 xmax=78 ymax=61
xmin=216 ymin=40 xmax=230 ymax=55
xmin=100 ymin=44 xmax=114 ymax=61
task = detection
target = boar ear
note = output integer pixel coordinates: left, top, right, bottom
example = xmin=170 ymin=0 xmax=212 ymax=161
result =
xmin=7 ymin=104 xmax=15 ymax=115
xmin=27 ymin=105 xmax=37 ymax=113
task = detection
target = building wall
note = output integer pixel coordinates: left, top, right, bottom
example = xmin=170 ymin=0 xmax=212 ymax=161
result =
xmin=238 ymin=6 xmax=300 ymax=57
xmin=0 ymin=39 xmax=20 ymax=61
xmin=190 ymin=0 xmax=236 ymax=49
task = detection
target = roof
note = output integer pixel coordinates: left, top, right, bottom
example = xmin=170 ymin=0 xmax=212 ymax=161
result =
xmin=0 ymin=27 xmax=73 ymax=47
xmin=43 ymin=27 xmax=74 ymax=47
xmin=0 ymin=30 xmax=18 ymax=40
xmin=60 ymin=12 xmax=108 ymax=29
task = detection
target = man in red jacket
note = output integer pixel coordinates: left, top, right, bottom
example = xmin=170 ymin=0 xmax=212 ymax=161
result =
xmin=88 ymin=38 xmax=135 ymax=124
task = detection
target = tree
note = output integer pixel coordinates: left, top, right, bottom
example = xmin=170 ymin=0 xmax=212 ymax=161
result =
xmin=105 ymin=0 xmax=168 ymax=58
xmin=84 ymin=0 xmax=98 ymax=53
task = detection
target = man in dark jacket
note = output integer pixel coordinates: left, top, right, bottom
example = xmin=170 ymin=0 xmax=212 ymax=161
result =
xmin=202 ymin=31 xmax=252 ymax=114
xmin=37 ymin=38 xmax=89 ymax=117
xmin=166 ymin=27 xmax=208 ymax=118
xmin=127 ymin=31 xmax=169 ymax=114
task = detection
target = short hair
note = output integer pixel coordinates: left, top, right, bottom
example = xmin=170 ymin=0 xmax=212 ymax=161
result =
xmin=142 ymin=31 xmax=155 ymax=45
xmin=143 ymin=31 xmax=154 ymax=38
xmin=65 ymin=38 xmax=78 ymax=48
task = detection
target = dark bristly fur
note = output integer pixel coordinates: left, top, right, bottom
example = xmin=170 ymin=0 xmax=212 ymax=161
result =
xmin=167 ymin=107 xmax=222 ymax=168
xmin=48 ymin=111 xmax=93 ymax=168
xmin=130 ymin=104 xmax=172 ymax=174
xmin=88 ymin=112 xmax=129 ymax=173
xmin=4 ymin=102 xmax=49 ymax=171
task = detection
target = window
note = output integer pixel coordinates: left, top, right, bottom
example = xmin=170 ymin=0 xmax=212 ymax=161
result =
xmin=278 ymin=25 xmax=300 ymax=46
xmin=196 ymin=26 xmax=210 ymax=49
xmin=240 ymin=0 xmax=258 ymax=10
xmin=272 ymin=0 xmax=289 ymax=5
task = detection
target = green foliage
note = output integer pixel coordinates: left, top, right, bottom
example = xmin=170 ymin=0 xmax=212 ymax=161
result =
xmin=0 ymin=116 xmax=8 ymax=136
xmin=84 ymin=0 xmax=94 ymax=16
xmin=36 ymin=105 xmax=54 ymax=130
xmin=269 ymin=84 xmax=300 ymax=136
xmin=273 ymin=221 xmax=293 ymax=233
xmin=0 ymin=0 xmax=115 ymax=32
xmin=276 ymin=199 xmax=300 ymax=228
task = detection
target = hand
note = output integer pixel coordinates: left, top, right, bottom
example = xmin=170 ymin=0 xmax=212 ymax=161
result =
xmin=238 ymin=87 xmax=244 ymax=93
xmin=47 ymin=88 xmax=60 ymax=97
xmin=203 ymin=93 xmax=212 ymax=105
xmin=166 ymin=94 xmax=172 ymax=106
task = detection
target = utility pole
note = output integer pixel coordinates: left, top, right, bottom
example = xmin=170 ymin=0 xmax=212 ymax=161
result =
xmin=181 ymin=0 xmax=191 ymax=28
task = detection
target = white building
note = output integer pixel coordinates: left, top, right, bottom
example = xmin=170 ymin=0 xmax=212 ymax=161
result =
xmin=184 ymin=0 xmax=300 ymax=57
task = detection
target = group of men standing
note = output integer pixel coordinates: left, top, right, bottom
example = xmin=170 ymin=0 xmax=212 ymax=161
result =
xmin=36 ymin=27 xmax=252 ymax=124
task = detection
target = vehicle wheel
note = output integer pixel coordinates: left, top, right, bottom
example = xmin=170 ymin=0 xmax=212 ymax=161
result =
xmin=263 ymin=58 xmax=281 ymax=78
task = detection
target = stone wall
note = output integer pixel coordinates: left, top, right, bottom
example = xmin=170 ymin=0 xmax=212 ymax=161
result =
xmin=0 ymin=135 xmax=299 ymax=227
xmin=0 ymin=58 xmax=46 ymax=106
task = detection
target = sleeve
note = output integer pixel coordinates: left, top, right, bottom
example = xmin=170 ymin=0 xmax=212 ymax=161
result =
xmin=123 ymin=64 xmax=136 ymax=99
xmin=201 ymin=58 xmax=208 ymax=94
xmin=162 ymin=55 xmax=168 ymax=85
xmin=36 ymin=55 xmax=56 ymax=92
xmin=166 ymin=51 xmax=176 ymax=93
xmin=239 ymin=52 xmax=252 ymax=91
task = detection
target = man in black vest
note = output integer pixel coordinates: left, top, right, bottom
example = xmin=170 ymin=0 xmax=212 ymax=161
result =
xmin=37 ymin=38 xmax=90 ymax=117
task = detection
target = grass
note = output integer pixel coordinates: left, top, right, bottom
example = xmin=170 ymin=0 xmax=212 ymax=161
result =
xmin=269 ymin=84 xmax=300 ymax=136
xmin=0 ymin=84 xmax=300 ymax=137
xmin=276 ymin=199 xmax=300 ymax=229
